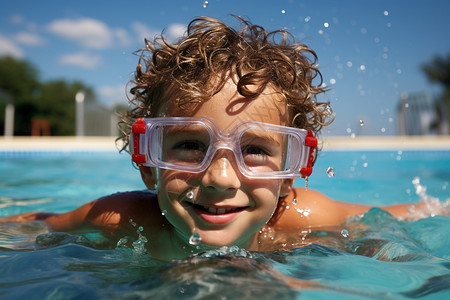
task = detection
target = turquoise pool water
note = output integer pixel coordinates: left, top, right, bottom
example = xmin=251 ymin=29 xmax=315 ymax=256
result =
xmin=1 ymin=150 xmax=449 ymax=299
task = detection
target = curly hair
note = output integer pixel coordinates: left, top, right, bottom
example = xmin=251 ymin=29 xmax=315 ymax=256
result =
xmin=118 ymin=16 xmax=334 ymax=151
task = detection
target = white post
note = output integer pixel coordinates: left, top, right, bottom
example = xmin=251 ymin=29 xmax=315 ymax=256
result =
xmin=75 ymin=91 xmax=85 ymax=137
xmin=4 ymin=103 xmax=14 ymax=137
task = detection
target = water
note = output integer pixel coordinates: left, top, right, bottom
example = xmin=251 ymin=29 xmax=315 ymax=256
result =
xmin=1 ymin=150 xmax=449 ymax=299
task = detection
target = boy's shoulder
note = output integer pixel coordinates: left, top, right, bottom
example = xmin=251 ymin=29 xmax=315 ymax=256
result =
xmin=269 ymin=187 xmax=357 ymax=230
xmin=85 ymin=190 xmax=164 ymax=229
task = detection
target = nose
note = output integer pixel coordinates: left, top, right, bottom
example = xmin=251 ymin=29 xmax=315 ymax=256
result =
xmin=201 ymin=151 xmax=241 ymax=191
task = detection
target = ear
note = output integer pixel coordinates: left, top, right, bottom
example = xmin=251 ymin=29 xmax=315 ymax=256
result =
xmin=139 ymin=166 xmax=157 ymax=190
xmin=279 ymin=178 xmax=295 ymax=197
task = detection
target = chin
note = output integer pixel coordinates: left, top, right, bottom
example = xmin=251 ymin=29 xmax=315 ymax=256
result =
xmin=195 ymin=230 xmax=252 ymax=249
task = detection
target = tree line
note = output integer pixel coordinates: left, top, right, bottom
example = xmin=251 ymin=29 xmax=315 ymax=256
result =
xmin=0 ymin=56 xmax=97 ymax=136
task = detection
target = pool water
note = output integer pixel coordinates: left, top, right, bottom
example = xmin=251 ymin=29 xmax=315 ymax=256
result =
xmin=1 ymin=150 xmax=449 ymax=299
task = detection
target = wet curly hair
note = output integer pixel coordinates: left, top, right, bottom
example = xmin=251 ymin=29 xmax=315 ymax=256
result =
xmin=118 ymin=16 xmax=333 ymax=151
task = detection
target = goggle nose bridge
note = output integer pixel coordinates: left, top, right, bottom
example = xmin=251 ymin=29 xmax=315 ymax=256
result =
xmin=205 ymin=129 xmax=244 ymax=165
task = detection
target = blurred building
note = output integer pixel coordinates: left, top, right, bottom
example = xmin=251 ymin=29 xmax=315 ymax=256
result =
xmin=397 ymin=92 xmax=449 ymax=135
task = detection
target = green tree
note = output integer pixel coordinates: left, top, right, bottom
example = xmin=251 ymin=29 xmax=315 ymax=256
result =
xmin=421 ymin=53 xmax=450 ymax=132
xmin=0 ymin=56 xmax=40 ymax=135
xmin=36 ymin=80 xmax=95 ymax=135
xmin=0 ymin=56 xmax=96 ymax=135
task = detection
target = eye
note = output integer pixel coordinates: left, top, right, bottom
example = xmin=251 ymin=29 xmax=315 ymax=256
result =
xmin=242 ymin=145 xmax=271 ymax=156
xmin=174 ymin=140 xmax=206 ymax=152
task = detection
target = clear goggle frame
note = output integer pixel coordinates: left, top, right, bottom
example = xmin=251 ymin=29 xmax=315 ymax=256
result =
xmin=130 ymin=117 xmax=317 ymax=179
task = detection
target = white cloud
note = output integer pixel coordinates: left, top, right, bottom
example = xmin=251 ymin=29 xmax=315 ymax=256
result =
xmin=47 ymin=18 xmax=113 ymax=49
xmin=132 ymin=21 xmax=160 ymax=43
xmin=131 ymin=22 xmax=186 ymax=44
xmin=58 ymin=52 xmax=102 ymax=69
xmin=166 ymin=23 xmax=186 ymax=41
xmin=114 ymin=28 xmax=132 ymax=47
xmin=9 ymin=14 xmax=24 ymax=25
xmin=15 ymin=31 xmax=45 ymax=46
xmin=46 ymin=17 xmax=131 ymax=49
xmin=0 ymin=34 xmax=24 ymax=58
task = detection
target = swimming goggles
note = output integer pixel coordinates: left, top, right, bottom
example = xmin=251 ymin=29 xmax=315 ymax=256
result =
xmin=130 ymin=117 xmax=317 ymax=179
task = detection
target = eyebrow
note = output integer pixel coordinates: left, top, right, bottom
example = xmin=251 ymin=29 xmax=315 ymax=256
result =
xmin=240 ymin=132 xmax=282 ymax=147
xmin=164 ymin=125 xmax=208 ymax=136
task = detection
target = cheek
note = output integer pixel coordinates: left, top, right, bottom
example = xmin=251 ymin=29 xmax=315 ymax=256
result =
xmin=159 ymin=171 xmax=201 ymax=193
xmin=251 ymin=183 xmax=281 ymax=212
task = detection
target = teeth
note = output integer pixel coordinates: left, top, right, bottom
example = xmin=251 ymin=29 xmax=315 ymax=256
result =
xmin=205 ymin=206 xmax=235 ymax=215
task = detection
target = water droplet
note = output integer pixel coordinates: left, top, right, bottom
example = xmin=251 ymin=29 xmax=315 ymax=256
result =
xmin=359 ymin=65 xmax=366 ymax=71
xmin=327 ymin=167 xmax=336 ymax=178
xmin=292 ymin=198 xmax=297 ymax=205
xmin=286 ymin=205 xmax=290 ymax=210
xmin=359 ymin=120 xmax=364 ymax=127
xmin=281 ymin=9 xmax=286 ymax=14
xmin=186 ymin=190 xmax=194 ymax=200
xmin=138 ymin=226 xmax=144 ymax=232
xmin=384 ymin=10 xmax=389 ymax=16
xmin=129 ymin=219 xmax=136 ymax=227
xmin=161 ymin=210 xmax=167 ymax=216
xmin=341 ymin=229 xmax=349 ymax=238
xmin=324 ymin=22 xmax=329 ymax=28
xmin=202 ymin=1 xmax=208 ymax=8
xmin=189 ymin=232 xmax=202 ymax=246
xmin=363 ymin=162 xmax=368 ymax=168
xmin=304 ymin=16 xmax=311 ymax=22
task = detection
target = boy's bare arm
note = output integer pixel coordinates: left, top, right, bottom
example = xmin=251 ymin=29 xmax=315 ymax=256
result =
xmin=0 ymin=191 xmax=154 ymax=232
xmin=0 ymin=200 xmax=100 ymax=232
xmin=271 ymin=188 xmax=445 ymax=230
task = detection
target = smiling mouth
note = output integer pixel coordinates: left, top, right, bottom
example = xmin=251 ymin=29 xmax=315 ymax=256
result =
xmin=189 ymin=203 xmax=246 ymax=215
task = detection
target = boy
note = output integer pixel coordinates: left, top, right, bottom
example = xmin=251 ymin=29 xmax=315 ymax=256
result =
xmin=0 ymin=17 xmax=441 ymax=260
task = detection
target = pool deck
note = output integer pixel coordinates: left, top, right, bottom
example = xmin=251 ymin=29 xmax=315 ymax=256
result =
xmin=1 ymin=135 xmax=450 ymax=152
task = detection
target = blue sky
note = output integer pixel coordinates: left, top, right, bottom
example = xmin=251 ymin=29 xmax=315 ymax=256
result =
xmin=1 ymin=0 xmax=449 ymax=135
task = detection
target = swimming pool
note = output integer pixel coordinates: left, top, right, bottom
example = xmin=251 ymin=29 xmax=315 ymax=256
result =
xmin=1 ymin=149 xmax=449 ymax=299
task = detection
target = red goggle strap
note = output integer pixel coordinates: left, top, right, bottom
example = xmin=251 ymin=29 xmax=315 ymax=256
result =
xmin=131 ymin=118 xmax=147 ymax=164
xmin=300 ymin=130 xmax=317 ymax=178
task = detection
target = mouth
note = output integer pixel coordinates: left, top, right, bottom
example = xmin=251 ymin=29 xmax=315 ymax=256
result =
xmin=187 ymin=203 xmax=248 ymax=224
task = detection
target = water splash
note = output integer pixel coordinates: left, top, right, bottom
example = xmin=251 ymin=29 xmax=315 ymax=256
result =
xmin=189 ymin=232 xmax=202 ymax=246
xmin=120 ymin=219 xmax=148 ymax=253
xmin=408 ymin=177 xmax=450 ymax=219
xmin=132 ymin=233 xmax=148 ymax=253
xmin=116 ymin=237 xmax=128 ymax=248
xmin=327 ymin=167 xmax=336 ymax=178
xmin=196 ymin=246 xmax=252 ymax=258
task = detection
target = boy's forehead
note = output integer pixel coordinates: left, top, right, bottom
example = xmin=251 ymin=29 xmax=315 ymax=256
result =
xmin=163 ymin=80 xmax=289 ymax=127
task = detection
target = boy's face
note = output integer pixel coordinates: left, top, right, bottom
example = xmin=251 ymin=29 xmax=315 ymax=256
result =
xmin=140 ymin=79 xmax=294 ymax=249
